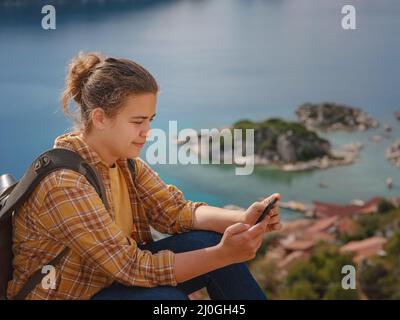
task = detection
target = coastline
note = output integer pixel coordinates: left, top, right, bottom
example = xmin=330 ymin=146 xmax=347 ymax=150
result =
xmin=177 ymin=130 xmax=364 ymax=173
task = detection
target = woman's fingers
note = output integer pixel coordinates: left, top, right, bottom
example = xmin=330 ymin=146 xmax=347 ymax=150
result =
xmin=247 ymin=222 xmax=266 ymax=238
xmin=268 ymin=214 xmax=280 ymax=224
xmin=266 ymin=222 xmax=283 ymax=232
xmin=225 ymin=222 xmax=251 ymax=236
xmin=268 ymin=203 xmax=280 ymax=216
xmin=263 ymin=205 xmax=281 ymax=232
xmin=261 ymin=193 xmax=281 ymax=206
xmin=245 ymin=201 xmax=268 ymax=225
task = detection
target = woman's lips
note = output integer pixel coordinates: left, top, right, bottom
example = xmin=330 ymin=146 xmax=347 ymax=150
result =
xmin=132 ymin=142 xmax=145 ymax=148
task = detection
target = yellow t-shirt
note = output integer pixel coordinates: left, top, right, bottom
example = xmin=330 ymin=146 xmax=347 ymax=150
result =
xmin=109 ymin=164 xmax=133 ymax=238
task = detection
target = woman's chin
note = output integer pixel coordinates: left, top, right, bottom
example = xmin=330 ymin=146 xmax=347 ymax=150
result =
xmin=128 ymin=150 xmax=141 ymax=159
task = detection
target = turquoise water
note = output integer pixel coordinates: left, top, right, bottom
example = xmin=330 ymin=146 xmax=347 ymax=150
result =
xmin=1 ymin=0 xmax=399 ymax=219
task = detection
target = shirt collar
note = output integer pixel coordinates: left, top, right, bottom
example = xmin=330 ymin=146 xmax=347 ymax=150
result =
xmin=53 ymin=131 xmax=125 ymax=169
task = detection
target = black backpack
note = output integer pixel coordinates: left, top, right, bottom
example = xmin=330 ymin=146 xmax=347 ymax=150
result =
xmin=0 ymin=148 xmax=136 ymax=300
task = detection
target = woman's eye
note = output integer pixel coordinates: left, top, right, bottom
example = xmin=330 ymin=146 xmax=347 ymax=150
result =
xmin=130 ymin=118 xmax=154 ymax=124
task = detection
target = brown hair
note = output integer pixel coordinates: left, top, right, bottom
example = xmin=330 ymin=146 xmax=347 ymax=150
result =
xmin=62 ymin=52 xmax=159 ymax=133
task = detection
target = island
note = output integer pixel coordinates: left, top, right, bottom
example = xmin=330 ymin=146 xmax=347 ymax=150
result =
xmin=296 ymin=102 xmax=379 ymax=131
xmin=183 ymin=118 xmax=363 ymax=172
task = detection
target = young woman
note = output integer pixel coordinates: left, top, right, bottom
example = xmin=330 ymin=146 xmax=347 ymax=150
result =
xmin=7 ymin=52 xmax=282 ymax=300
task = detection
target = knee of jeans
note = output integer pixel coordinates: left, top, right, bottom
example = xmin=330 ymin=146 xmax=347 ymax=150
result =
xmin=188 ymin=230 xmax=222 ymax=248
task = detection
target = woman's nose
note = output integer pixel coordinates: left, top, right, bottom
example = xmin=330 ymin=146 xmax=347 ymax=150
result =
xmin=141 ymin=128 xmax=152 ymax=139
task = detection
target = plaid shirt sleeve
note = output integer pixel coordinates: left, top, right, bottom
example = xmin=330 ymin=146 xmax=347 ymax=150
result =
xmin=37 ymin=169 xmax=178 ymax=288
xmin=134 ymin=158 xmax=208 ymax=234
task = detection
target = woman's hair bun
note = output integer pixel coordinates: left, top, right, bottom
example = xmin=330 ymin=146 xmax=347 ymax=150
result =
xmin=65 ymin=52 xmax=104 ymax=105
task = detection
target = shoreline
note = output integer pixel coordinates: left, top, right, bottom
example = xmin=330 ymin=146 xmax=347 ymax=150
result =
xmin=254 ymin=142 xmax=363 ymax=172
xmin=177 ymin=131 xmax=364 ymax=172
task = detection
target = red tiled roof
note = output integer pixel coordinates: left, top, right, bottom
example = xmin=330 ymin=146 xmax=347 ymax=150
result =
xmin=338 ymin=217 xmax=357 ymax=235
xmin=303 ymin=231 xmax=336 ymax=242
xmin=281 ymin=219 xmax=313 ymax=234
xmin=305 ymin=216 xmax=338 ymax=234
xmin=340 ymin=236 xmax=387 ymax=262
xmin=313 ymin=197 xmax=381 ymax=218
xmin=280 ymin=239 xmax=317 ymax=251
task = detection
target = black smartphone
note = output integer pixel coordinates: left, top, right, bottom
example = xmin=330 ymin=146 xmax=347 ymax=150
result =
xmin=256 ymin=197 xmax=278 ymax=224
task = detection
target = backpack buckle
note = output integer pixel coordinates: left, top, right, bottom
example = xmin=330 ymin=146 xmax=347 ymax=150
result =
xmin=34 ymin=161 xmax=41 ymax=171
xmin=34 ymin=156 xmax=51 ymax=172
xmin=41 ymin=156 xmax=50 ymax=167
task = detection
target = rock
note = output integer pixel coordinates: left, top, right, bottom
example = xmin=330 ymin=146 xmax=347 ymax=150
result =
xmin=296 ymin=102 xmax=379 ymax=131
xmin=343 ymin=142 xmax=364 ymax=152
xmin=395 ymin=112 xmax=400 ymax=121
xmin=386 ymin=140 xmax=400 ymax=168
xmin=276 ymin=134 xmax=297 ymax=163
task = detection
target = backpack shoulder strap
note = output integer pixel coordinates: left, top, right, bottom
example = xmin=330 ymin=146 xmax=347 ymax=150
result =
xmin=0 ymin=148 xmax=110 ymax=300
xmin=12 ymin=246 xmax=70 ymax=300
xmin=0 ymin=148 xmax=109 ymax=223
xmin=127 ymin=158 xmax=136 ymax=183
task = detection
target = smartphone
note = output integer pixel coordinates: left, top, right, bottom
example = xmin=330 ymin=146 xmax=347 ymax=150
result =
xmin=256 ymin=197 xmax=278 ymax=224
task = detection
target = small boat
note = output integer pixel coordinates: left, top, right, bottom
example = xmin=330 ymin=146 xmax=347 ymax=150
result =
xmin=386 ymin=177 xmax=393 ymax=189
xmin=370 ymin=135 xmax=382 ymax=142
xmin=383 ymin=123 xmax=392 ymax=132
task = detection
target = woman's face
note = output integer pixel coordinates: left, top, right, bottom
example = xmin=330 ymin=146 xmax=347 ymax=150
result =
xmin=103 ymin=92 xmax=157 ymax=160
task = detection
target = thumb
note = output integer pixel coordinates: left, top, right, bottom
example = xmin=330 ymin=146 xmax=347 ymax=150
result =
xmin=248 ymin=222 xmax=266 ymax=237
xmin=225 ymin=222 xmax=251 ymax=236
xmin=246 ymin=202 xmax=266 ymax=222
xmin=248 ymin=201 xmax=265 ymax=215
xmin=261 ymin=193 xmax=281 ymax=206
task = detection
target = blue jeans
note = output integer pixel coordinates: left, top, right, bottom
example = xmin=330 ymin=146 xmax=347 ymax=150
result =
xmin=91 ymin=231 xmax=266 ymax=300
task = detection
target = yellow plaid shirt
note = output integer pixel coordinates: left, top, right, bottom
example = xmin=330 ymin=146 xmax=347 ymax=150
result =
xmin=7 ymin=132 xmax=207 ymax=300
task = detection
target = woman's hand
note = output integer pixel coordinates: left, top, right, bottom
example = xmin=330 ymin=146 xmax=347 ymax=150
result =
xmin=243 ymin=193 xmax=282 ymax=233
xmin=216 ymin=193 xmax=282 ymax=264
xmin=217 ymin=222 xmax=266 ymax=264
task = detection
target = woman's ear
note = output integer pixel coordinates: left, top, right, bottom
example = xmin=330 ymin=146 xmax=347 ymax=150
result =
xmin=91 ymin=107 xmax=109 ymax=130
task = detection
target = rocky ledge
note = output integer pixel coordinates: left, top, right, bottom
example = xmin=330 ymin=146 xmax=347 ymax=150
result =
xmin=296 ymin=102 xmax=379 ymax=131
xmin=386 ymin=140 xmax=400 ymax=168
